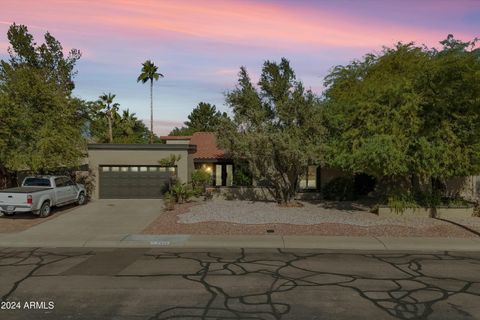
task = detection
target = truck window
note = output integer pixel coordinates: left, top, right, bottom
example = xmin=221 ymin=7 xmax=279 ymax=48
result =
xmin=55 ymin=178 xmax=66 ymax=187
xmin=23 ymin=178 xmax=51 ymax=187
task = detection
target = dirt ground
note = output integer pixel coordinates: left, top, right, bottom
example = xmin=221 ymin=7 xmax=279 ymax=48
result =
xmin=0 ymin=204 xmax=76 ymax=233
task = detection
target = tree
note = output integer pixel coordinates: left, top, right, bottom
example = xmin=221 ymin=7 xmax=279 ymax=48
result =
xmin=88 ymin=102 xmax=155 ymax=144
xmin=137 ymin=60 xmax=163 ymax=143
xmin=0 ymin=23 xmax=84 ymax=174
xmin=169 ymin=102 xmax=228 ymax=136
xmin=98 ymin=93 xmax=119 ymax=143
xmin=323 ymin=36 xmax=480 ymax=196
xmin=218 ymin=58 xmax=325 ymax=205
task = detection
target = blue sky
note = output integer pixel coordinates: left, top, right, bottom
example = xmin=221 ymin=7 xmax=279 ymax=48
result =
xmin=1 ymin=0 xmax=479 ymax=134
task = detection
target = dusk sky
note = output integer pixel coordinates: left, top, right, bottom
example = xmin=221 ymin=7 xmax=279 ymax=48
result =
xmin=1 ymin=0 xmax=479 ymax=134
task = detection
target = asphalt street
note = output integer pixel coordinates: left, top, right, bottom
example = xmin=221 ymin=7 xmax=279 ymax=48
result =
xmin=0 ymin=247 xmax=479 ymax=320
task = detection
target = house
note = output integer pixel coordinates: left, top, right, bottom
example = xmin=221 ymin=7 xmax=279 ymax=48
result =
xmin=82 ymin=131 xmax=480 ymax=201
xmin=87 ymin=131 xmax=348 ymax=200
xmin=161 ymin=132 xmax=234 ymax=187
xmin=87 ymin=132 xmax=234 ymax=200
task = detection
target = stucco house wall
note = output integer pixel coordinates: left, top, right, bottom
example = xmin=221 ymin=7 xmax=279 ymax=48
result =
xmin=87 ymin=144 xmax=195 ymax=200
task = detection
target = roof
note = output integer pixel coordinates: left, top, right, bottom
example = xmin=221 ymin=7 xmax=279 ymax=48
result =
xmin=87 ymin=144 xmax=196 ymax=151
xmin=161 ymin=132 xmax=229 ymax=160
xmin=190 ymin=132 xmax=227 ymax=160
xmin=159 ymin=136 xmax=192 ymax=140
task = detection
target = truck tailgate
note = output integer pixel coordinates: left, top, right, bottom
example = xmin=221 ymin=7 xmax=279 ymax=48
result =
xmin=0 ymin=193 xmax=28 ymax=206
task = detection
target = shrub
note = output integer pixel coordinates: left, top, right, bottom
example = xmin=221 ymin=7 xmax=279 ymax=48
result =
xmin=323 ymin=176 xmax=355 ymax=201
xmin=158 ymin=154 xmax=181 ymax=167
xmin=75 ymin=170 xmax=95 ymax=200
xmin=163 ymin=192 xmax=176 ymax=211
xmin=233 ymin=170 xmax=252 ymax=186
xmin=387 ymin=193 xmax=418 ymax=214
xmin=191 ymin=169 xmax=211 ymax=191
xmin=169 ymin=182 xmax=194 ymax=203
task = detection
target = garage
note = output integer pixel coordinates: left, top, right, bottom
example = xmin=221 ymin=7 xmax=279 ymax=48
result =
xmin=99 ymin=165 xmax=175 ymax=199
xmin=87 ymin=143 xmax=196 ymax=200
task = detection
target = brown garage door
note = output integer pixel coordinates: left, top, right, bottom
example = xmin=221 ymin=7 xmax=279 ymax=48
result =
xmin=99 ymin=166 xmax=176 ymax=199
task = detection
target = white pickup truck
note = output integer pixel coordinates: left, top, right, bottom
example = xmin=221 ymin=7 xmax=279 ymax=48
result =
xmin=0 ymin=176 xmax=86 ymax=218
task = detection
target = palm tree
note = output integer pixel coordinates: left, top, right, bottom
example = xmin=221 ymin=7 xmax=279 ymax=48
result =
xmin=137 ymin=60 xmax=163 ymax=144
xmin=98 ymin=93 xmax=119 ymax=143
xmin=120 ymin=109 xmax=137 ymax=137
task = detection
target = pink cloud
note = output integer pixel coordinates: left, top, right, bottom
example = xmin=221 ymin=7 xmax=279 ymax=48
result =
xmin=144 ymin=119 xmax=183 ymax=136
xmin=1 ymin=0 xmax=474 ymax=53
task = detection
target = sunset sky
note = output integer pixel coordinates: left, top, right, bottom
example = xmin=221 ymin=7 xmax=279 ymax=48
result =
xmin=1 ymin=0 xmax=479 ymax=134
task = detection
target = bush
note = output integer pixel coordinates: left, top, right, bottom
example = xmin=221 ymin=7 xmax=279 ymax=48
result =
xmin=169 ymin=182 xmax=194 ymax=203
xmin=158 ymin=154 xmax=181 ymax=167
xmin=323 ymin=176 xmax=355 ymax=201
xmin=387 ymin=193 xmax=418 ymax=214
xmin=163 ymin=192 xmax=176 ymax=210
xmin=75 ymin=170 xmax=95 ymax=200
xmin=233 ymin=170 xmax=252 ymax=186
xmin=191 ymin=169 xmax=211 ymax=191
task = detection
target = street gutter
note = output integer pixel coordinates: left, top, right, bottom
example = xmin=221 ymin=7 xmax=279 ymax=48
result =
xmin=0 ymin=233 xmax=479 ymax=251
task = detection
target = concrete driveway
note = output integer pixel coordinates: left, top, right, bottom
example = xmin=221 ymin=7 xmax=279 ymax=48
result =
xmin=0 ymin=200 xmax=163 ymax=246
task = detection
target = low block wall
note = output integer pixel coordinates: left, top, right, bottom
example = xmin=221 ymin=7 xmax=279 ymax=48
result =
xmin=212 ymin=187 xmax=322 ymax=202
xmin=378 ymin=206 xmax=474 ymax=218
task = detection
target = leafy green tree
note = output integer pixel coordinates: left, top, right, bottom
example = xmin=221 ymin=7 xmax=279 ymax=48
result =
xmin=137 ymin=60 xmax=163 ymax=143
xmin=98 ymin=93 xmax=119 ymax=143
xmin=169 ymin=102 xmax=228 ymax=136
xmin=0 ymin=23 xmax=84 ymax=174
xmin=323 ymin=36 xmax=480 ymax=195
xmin=218 ymin=58 xmax=325 ymax=204
xmin=169 ymin=126 xmax=195 ymax=136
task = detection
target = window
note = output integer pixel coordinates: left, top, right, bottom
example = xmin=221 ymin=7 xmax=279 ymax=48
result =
xmin=215 ymin=164 xmax=222 ymax=186
xmin=149 ymin=167 xmax=158 ymax=172
xmin=226 ymin=165 xmax=233 ymax=187
xmin=130 ymin=167 xmax=139 ymax=172
xmin=120 ymin=167 xmax=129 ymax=172
xmin=168 ymin=167 xmax=176 ymax=172
xmin=300 ymin=166 xmax=318 ymax=190
xmin=111 ymin=167 xmax=120 ymax=172
xmin=55 ymin=178 xmax=66 ymax=187
xmin=23 ymin=178 xmax=51 ymax=187
xmin=102 ymin=167 xmax=110 ymax=172
xmin=140 ymin=167 xmax=148 ymax=172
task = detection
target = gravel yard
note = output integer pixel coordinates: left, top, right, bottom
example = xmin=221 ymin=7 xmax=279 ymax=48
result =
xmin=143 ymin=199 xmax=480 ymax=237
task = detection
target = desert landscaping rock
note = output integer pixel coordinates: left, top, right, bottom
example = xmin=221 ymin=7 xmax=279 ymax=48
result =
xmin=143 ymin=199 xmax=480 ymax=238
xmin=178 ymin=199 xmax=480 ymax=228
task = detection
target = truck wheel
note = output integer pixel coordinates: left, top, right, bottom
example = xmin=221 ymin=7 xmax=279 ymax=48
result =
xmin=39 ymin=201 xmax=51 ymax=218
xmin=77 ymin=192 xmax=86 ymax=205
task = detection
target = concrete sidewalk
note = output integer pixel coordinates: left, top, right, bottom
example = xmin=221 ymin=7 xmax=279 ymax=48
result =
xmin=1 ymin=233 xmax=479 ymax=251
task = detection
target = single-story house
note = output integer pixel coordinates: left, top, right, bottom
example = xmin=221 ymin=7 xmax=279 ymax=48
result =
xmin=87 ymin=132 xmax=346 ymax=200
xmin=88 ymin=132 xmax=236 ymax=199
xmin=87 ymin=132 xmax=479 ymax=201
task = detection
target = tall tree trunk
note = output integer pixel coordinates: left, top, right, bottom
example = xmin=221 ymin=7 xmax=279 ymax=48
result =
xmin=150 ymin=79 xmax=153 ymax=144
xmin=107 ymin=114 xmax=113 ymax=143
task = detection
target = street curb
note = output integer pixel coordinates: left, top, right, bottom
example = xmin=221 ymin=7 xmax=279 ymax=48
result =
xmin=1 ymin=234 xmax=479 ymax=251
